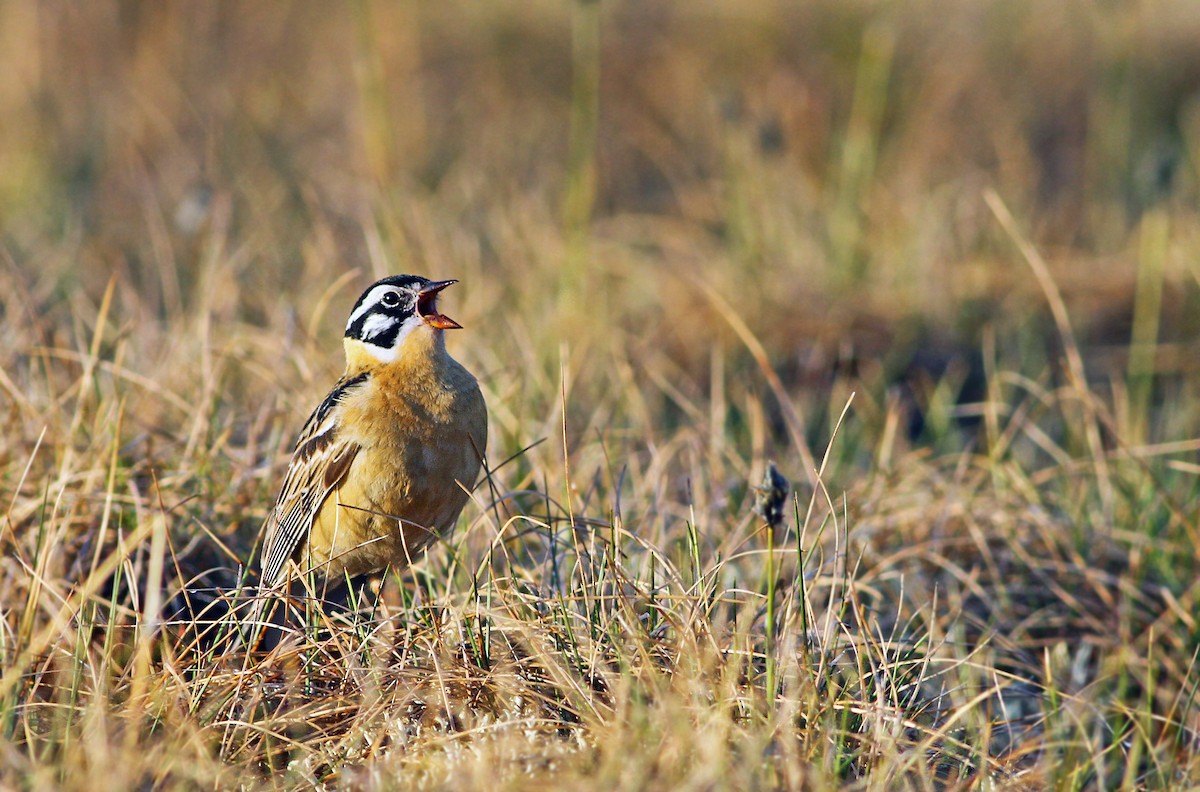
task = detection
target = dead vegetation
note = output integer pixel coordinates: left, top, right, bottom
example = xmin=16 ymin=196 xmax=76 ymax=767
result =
xmin=3 ymin=1 xmax=1200 ymax=789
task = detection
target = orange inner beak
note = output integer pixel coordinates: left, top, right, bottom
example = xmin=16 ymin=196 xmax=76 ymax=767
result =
xmin=417 ymin=280 xmax=462 ymax=330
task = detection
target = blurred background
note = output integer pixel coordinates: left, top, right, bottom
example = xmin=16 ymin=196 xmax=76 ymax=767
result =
xmin=2 ymin=0 xmax=1199 ymax=464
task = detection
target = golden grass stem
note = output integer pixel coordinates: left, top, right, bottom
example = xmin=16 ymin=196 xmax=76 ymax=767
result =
xmin=984 ymin=189 xmax=1115 ymax=515
xmin=695 ymin=279 xmax=818 ymax=481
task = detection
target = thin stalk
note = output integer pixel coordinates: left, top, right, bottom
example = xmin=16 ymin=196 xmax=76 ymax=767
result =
xmin=1127 ymin=207 xmax=1168 ymax=443
xmin=562 ymin=0 xmax=601 ymax=296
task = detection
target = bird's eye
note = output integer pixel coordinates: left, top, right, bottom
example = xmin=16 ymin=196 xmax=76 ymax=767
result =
xmin=381 ymin=291 xmax=400 ymax=307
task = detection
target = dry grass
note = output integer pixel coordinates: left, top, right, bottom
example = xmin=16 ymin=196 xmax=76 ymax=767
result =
xmin=3 ymin=1 xmax=1200 ymax=789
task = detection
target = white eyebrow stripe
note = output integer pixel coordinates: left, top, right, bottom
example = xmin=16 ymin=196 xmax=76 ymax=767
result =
xmin=345 ymin=285 xmax=397 ymax=332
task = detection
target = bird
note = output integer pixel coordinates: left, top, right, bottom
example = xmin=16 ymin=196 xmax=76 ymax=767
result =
xmin=254 ymin=274 xmax=488 ymax=605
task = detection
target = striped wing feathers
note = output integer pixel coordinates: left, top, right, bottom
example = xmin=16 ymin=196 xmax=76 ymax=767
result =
xmin=258 ymin=372 xmax=369 ymax=588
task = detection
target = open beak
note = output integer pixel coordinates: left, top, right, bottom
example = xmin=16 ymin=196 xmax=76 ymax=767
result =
xmin=417 ymin=279 xmax=462 ymax=330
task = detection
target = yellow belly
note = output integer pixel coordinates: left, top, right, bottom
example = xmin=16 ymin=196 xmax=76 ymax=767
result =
xmin=302 ymin=438 xmax=479 ymax=579
xmin=300 ymin=353 xmax=486 ymax=581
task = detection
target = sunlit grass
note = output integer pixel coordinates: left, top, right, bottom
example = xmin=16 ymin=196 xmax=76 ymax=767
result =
xmin=2 ymin=1 xmax=1200 ymax=789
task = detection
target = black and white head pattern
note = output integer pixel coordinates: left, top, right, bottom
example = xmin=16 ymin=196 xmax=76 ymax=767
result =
xmin=344 ymin=275 xmax=434 ymax=362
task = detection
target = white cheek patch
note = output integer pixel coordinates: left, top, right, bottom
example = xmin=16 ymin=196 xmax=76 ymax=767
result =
xmin=361 ymin=314 xmax=425 ymax=363
xmin=358 ymin=313 xmax=395 ymax=342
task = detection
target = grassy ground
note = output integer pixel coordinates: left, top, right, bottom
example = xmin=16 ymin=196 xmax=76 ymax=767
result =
xmin=3 ymin=1 xmax=1200 ymax=789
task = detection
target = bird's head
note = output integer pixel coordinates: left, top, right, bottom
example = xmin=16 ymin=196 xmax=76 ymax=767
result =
xmin=344 ymin=275 xmax=461 ymax=364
